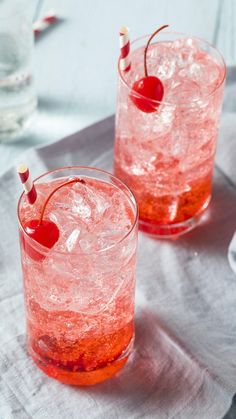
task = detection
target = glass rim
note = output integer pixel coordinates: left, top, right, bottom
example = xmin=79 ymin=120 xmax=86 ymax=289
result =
xmin=118 ymin=31 xmax=227 ymax=108
xmin=17 ymin=166 xmax=138 ymax=256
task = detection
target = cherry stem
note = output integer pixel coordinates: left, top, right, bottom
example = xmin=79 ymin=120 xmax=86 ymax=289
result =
xmin=144 ymin=24 xmax=169 ymax=77
xmin=38 ymin=178 xmax=85 ymax=224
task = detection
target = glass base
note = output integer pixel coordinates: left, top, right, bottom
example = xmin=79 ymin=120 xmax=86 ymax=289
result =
xmin=0 ymin=98 xmax=37 ymax=141
xmin=29 ymin=335 xmax=134 ymax=386
xmin=139 ymin=197 xmax=211 ymax=238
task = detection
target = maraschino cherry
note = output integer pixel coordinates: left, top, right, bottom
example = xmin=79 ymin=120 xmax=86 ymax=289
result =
xmin=22 ymin=178 xmax=85 ymax=261
xmin=130 ymin=24 xmax=169 ymax=113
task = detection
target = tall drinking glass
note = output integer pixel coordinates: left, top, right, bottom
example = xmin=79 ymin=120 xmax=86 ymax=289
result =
xmin=114 ymin=32 xmax=226 ymax=237
xmin=0 ymin=0 xmax=37 ymax=139
xmin=18 ymin=167 xmax=138 ymax=385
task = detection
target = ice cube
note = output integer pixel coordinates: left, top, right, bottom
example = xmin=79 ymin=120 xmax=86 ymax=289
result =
xmin=157 ymin=57 xmax=176 ymax=80
xmin=66 ymin=228 xmax=81 ymax=252
xmin=72 ymin=199 xmax=92 ymax=219
xmin=97 ymin=228 xmax=123 ymax=250
xmin=79 ymin=234 xmax=97 ymax=253
xmin=94 ymin=193 xmax=110 ymax=216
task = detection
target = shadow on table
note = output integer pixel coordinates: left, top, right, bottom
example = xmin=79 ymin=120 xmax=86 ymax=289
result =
xmin=74 ymin=310 xmax=215 ymax=416
xmin=223 ymin=393 xmax=236 ymax=418
xmin=170 ymin=176 xmax=236 ymax=258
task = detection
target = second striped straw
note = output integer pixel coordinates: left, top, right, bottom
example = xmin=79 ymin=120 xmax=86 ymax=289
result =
xmin=119 ymin=26 xmax=131 ymax=72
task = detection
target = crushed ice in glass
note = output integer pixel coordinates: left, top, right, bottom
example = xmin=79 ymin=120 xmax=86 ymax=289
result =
xmin=20 ymin=177 xmax=134 ymax=254
xmin=125 ymin=38 xmax=223 ymax=104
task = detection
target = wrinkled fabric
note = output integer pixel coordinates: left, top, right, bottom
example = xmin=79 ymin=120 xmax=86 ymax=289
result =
xmin=1 ymin=80 xmax=236 ymax=419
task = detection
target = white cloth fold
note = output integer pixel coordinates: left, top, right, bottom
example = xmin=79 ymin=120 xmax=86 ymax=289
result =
xmin=1 ymin=81 xmax=236 ymax=418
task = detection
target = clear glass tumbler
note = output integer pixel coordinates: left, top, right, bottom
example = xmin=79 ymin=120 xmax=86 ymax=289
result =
xmin=114 ymin=32 xmax=226 ymax=237
xmin=0 ymin=0 xmax=37 ymax=140
xmin=18 ymin=167 xmax=138 ymax=386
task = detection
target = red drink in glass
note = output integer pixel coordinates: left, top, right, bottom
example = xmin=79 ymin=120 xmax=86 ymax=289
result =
xmin=114 ymin=33 xmax=226 ymax=237
xmin=18 ymin=167 xmax=138 ymax=385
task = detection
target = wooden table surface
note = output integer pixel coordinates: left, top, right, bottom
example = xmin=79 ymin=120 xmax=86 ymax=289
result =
xmin=0 ymin=0 xmax=235 ymax=176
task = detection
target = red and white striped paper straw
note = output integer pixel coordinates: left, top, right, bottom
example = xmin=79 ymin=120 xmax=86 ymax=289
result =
xmin=17 ymin=164 xmax=37 ymax=205
xmin=119 ymin=26 xmax=131 ymax=71
xmin=33 ymin=10 xmax=57 ymax=37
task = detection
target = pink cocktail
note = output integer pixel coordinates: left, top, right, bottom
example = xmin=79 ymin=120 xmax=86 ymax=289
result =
xmin=114 ymin=32 xmax=226 ymax=237
xmin=18 ymin=167 xmax=138 ymax=385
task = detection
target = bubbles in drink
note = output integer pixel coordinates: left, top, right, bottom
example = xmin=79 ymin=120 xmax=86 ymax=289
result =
xmin=115 ymin=37 xmax=225 ymax=233
xmin=19 ymin=175 xmax=137 ymax=384
xmin=0 ymin=33 xmax=36 ymax=137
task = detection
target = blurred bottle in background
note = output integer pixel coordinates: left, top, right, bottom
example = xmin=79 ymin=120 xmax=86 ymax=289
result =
xmin=0 ymin=0 xmax=37 ymax=140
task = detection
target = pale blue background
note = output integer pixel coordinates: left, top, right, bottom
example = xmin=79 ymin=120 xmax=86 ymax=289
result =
xmin=0 ymin=0 xmax=235 ymax=176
